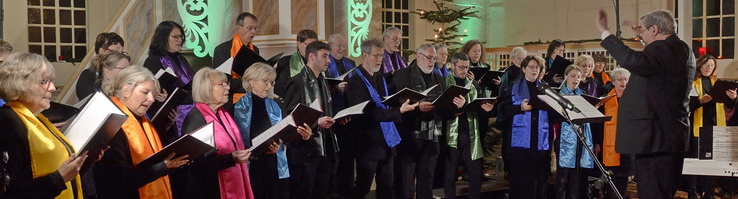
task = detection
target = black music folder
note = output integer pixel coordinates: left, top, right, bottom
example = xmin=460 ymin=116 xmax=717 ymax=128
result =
xmin=478 ymin=71 xmax=505 ymax=88
xmin=469 ymin=67 xmax=489 ymax=81
xmin=249 ymin=101 xmax=324 ymax=151
xmin=326 ymin=67 xmax=357 ymax=85
xmin=465 ymin=97 xmax=498 ymax=110
xmin=580 ymin=94 xmax=616 ymax=106
xmin=61 ymin=92 xmax=127 ymax=165
xmin=698 ymin=126 xmax=714 ymax=160
xmin=537 ymin=94 xmax=612 ymax=124
xmin=42 ymin=102 xmax=81 ymax=124
xmin=382 ymin=85 xmax=438 ymax=107
xmin=433 ymin=82 xmax=472 ymax=112
xmin=147 ymin=87 xmax=189 ymax=123
xmin=136 ymin=122 xmax=216 ymax=168
xmin=709 ymin=79 xmax=738 ymax=104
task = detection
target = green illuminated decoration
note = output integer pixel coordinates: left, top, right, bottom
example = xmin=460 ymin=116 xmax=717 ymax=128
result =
xmin=348 ymin=0 xmax=372 ymax=57
xmin=177 ymin=0 xmax=228 ymax=58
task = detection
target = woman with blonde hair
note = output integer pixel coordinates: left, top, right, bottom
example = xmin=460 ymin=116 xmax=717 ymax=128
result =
xmin=573 ymin=54 xmax=601 ymax=96
xmin=76 ymin=51 xmax=131 ymax=99
xmin=0 ymin=52 xmax=90 ymax=198
xmin=94 ymin=65 xmax=189 ymax=198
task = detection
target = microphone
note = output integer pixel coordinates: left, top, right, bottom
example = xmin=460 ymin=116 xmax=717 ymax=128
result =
xmin=537 ymin=81 xmax=581 ymax=113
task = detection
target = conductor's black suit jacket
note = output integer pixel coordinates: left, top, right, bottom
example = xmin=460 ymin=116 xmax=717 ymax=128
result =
xmin=600 ymin=34 xmax=696 ymax=154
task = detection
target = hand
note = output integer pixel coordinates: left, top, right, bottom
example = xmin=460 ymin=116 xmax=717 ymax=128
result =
xmin=318 ymin=116 xmax=335 ymax=129
xmin=164 ymin=153 xmax=190 ymax=169
xmin=595 ymin=101 xmax=604 ymax=109
xmin=700 ymin=94 xmax=713 ymax=104
xmin=492 ymin=76 xmax=502 ymax=86
xmin=156 ymin=89 xmax=168 ymax=102
xmin=622 ymin=20 xmax=640 ymax=34
xmin=92 ymin=146 xmax=111 ymax=163
xmin=338 ymin=117 xmax=351 ymax=125
xmin=727 ymin=89 xmax=738 ymax=100
xmin=297 ymin=124 xmax=312 ymax=140
xmin=400 ymin=99 xmax=419 ymax=113
xmin=520 ymin=99 xmax=532 ymax=112
xmin=163 ymin=109 xmax=178 ymax=132
xmin=265 ymin=140 xmax=282 ymax=155
xmin=596 ymin=9 xmax=609 ymax=33
xmin=58 ymin=151 xmax=88 ymax=182
xmin=419 ymin=101 xmax=435 ymax=112
xmin=553 ymin=74 xmax=564 ymax=84
xmin=337 ymin=82 xmax=348 ymax=93
xmin=467 ymin=71 xmax=475 ymax=80
xmin=594 ymin=144 xmax=601 ymax=155
xmin=481 ymin=103 xmax=494 ymax=112
xmin=452 ymin=96 xmax=466 ymax=109
xmin=52 ymin=122 xmax=67 ymax=129
xmin=231 ymin=150 xmax=252 ymax=164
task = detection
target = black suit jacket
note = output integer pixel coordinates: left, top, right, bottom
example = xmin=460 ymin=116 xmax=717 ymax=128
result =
xmin=601 ymin=34 xmax=696 ymax=154
xmin=212 ymin=39 xmax=260 ymax=68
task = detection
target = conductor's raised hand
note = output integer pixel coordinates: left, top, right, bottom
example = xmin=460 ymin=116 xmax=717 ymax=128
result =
xmin=400 ymin=99 xmax=419 ymax=113
xmin=297 ymin=123 xmax=312 ymax=141
xmin=622 ymin=20 xmax=640 ymax=34
xmin=597 ymin=9 xmax=609 ymax=33
xmin=419 ymin=101 xmax=435 ymax=112
xmin=164 ymin=153 xmax=190 ymax=169
xmin=231 ymin=150 xmax=251 ymax=164
xmin=453 ymin=95 xmax=466 ymax=109
xmin=521 ymin=99 xmax=533 ymax=112
xmin=58 ymin=151 xmax=89 ymax=182
xmin=318 ymin=116 xmax=335 ymax=129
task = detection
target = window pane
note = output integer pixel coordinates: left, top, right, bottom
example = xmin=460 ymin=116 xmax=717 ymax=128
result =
xmin=43 ymin=0 xmax=54 ymax=6
xmin=75 ymin=46 xmax=87 ymax=59
xmin=707 ymin=0 xmax=720 ymax=15
xmin=692 ymin=40 xmax=703 ymax=56
xmin=706 ymin=18 xmax=720 ymax=37
xmin=723 ymin=39 xmax=734 ymax=58
xmin=60 ymin=28 xmax=72 ymax=43
xmin=60 ymin=10 xmax=72 ymax=25
xmin=402 ymin=13 xmax=409 ymax=24
xmin=723 ymin=17 xmax=735 ymax=36
xmin=60 ymin=45 xmax=72 ymax=61
xmin=394 ymin=12 xmax=401 ymax=23
xmin=74 ymin=10 xmax=85 ymax=25
xmin=402 ymin=0 xmax=408 ymax=9
xmin=43 ymin=27 xmax=56 ymax=43
xmin=693 ymin=0 xmax=704 ymax=17
xmin=394 ymin=0 xmax=400 ymax=9
xmin=74 ymin=28 xmax=86 ymax=43
xmin=29 ymin=45 xmax=42 ymax=55
xmin=43 ymin=9 xmax=55 ymax=25
xmin=28 ymin=0 xmax=40 ymax=6
xmin=385 ymin=12 xmax=391 ymax=23
xmin=384 ymin=0 xmax=391 ymax=8
xmin=725 ymin=0 xmax=735 ymax=14
xmin=29 ymin=27 xmax=42 ymax=42
xmin=44 ymin=45 xmax=57 ymax=62
xmin=28 ymin=8 xmax=41 ymax=24
xmin=693 ymin=18 xmax=703 ymax=37
xmin=60 ymin=0 xmax=71 ymax=7
xmin=707 ymin=39 xmax=720 ymax=56
xmin=402 ymin=26 xmax=409 ymax=36
xmin=74 ymin=0 xmax=85 ymax=8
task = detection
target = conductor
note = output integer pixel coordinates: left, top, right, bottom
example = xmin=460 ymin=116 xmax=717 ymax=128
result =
xmin=596 ymin=9 xmax=696 ymax=198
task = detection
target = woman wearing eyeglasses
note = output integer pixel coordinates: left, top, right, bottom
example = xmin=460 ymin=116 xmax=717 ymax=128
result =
xmin=600 ymin=68 xmax=633 ymax=198
xmin=177 ymin=67 xmax=254 ymax=199
xmin=0 ymin=52 xmax=93 ymax=198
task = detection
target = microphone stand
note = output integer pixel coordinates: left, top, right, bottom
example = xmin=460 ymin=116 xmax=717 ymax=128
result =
xmin=560 ymin=109 xmax=623 ymax=199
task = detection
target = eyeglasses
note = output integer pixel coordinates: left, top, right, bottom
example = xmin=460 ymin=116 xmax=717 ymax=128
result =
xmin=418 ymin=53 xmax=437 ymax=61
xmin=170 ymin=34 xmax=185 ymax=40
xmin=636 ymin=25 xmax=653 ymax=36
xmin=212 ymin=82 xmax=230 ymax=88
xmin=368 ymin=53 xmax=385 ymax=59
xmin=39 ymin=78 xmax=54 ymax=86
xmin=385 ymin=36 xmax=401 ymax=42
xmin=261 ymin=80 xmax=275 ymax=85
xmin=242 ymin=25 xmax=259 ymax=32
xmin=615 ymin=78 xmax=628 ymax=82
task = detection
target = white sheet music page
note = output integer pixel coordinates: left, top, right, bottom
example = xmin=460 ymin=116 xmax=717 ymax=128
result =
xmin=712 ymin=126 xmax=738 ymax=161
xmin=249 ymin=117 xmax=295 ymax=151
xmin=190 ymin=122 xmax=215 ymax=147
xmin=334 ymin=100 xmax=369 ymax=120
xmin=215 ymin=57 xmax=234 ymax=74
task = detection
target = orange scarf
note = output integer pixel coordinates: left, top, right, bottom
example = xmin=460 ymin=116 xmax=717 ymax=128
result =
xmin=111 ymin=97 xmax=173 ymax=199
xmin=602 ymin=89 xmax=620 ymax=166
xmin=591 ymin=71 xmax=612 ymax=84
xmin=230 ymin=33 xmax=254 ymax=103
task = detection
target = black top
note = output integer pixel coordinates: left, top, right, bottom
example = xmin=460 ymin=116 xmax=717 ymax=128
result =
xmin=502 ymin=80 xmax=551 ymax=161
xmin=75 ymin=68 xmax=98 ymax=100
xmin=212 ymin=39 xmax=261 ymax=68
xmin=454 ymin=77 xmax=470 ymax=134
xmin=274 ymin=54 xmax=307 ymax=98
xmin=249 ymin=95 xmax=272 ymax=142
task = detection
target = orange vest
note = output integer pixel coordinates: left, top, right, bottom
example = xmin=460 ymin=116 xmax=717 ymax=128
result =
xmin=602 ymin=89 xmax=620 ymax=166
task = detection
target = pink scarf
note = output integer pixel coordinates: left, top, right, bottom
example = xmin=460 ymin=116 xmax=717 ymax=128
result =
xmin=195 ymin=103 xmax=254 ymax=199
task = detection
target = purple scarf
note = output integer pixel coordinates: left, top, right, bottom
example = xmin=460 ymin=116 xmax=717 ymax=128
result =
xmin=159 ymin=54 xmax=195 ymax=135
xmin=382 ymin=50 xmax=406 ymax=74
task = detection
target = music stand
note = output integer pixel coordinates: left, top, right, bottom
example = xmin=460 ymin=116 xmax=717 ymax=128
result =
xmin=537 ymin=94 xmax=622 ymax=199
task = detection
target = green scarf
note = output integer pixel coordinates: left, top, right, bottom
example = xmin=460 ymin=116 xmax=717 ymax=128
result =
xmin=289 ymin=51 xmax=306 ymax=77
xmin=444 ymin=74 xmax=484 ymax=160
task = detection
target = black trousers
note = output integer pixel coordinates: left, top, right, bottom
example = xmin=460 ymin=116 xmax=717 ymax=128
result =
xmin=251 ymin=155 xmax=290 ymax=199
xmin=353 ymin=156 xmax=394 ymax=199
xmin=335 ymin=132 xmax=356 ymax=197
xmin=507 ymin=158 xmax=549 ymax=199
xmin=289 ymin=156 xmax=332 ymax=199
xmin=443 ymin=133 xmax=482 ymax=199
xmin=634 ymin=152 xmax=684 ymax=199
xmin=555 ymin=168 xmax=588 ymax=199
xmin=603 ymin=154 xmax=632 ymax=199
xmin=397 ymin=139 xmax=439 ymax=199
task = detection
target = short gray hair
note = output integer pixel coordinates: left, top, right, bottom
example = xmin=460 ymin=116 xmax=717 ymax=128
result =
xmin=383 ymin=26 xmax=402 ymax=38
xmin=640 ymin=10 xmax=677 ymax=35
xmin=102 ymin=65 xmax=160 ymax=99
xmin=416 ymin=43 xmax=434 ymax=55
xmin=610 ymin=68 xmax=631 ymax=80
xmin=511 ymin=47 xmax=527 ymax=58
xmin=360 ymin=38 xmax=384 ymax=54
xmin=0 ymin=40 xmax=13 ymax=54
xmin=327 ymin=34 xmax=345 ymax=44
xmin=0 ymin=52 xmax=54 ymax=101
xmin=433 ymin=43 xmax=447 ymax=51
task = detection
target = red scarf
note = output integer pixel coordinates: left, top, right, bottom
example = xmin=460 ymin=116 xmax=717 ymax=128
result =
xmin=194 ymin=103 xmax=254 ymax=199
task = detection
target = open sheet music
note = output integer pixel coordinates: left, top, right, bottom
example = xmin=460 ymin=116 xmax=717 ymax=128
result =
xmin=537 ymin=95 xmax=611 ymax=124
xmin=333 ymin=100 xmax=369 ymax=120
xmin=249 ymin=102 xmax=323 ymax=152
xmin=326 ymin=67 xmax=357 ymax=85
xmin=433 ymin=81 xmax=472 ymax=111
xmin=61 ymin=92 xmax=127 ymax=164
xmin=136 ymin=122 xmax=216 ymax=168
xmin=382 ymin=85 xmax=438 ymax=107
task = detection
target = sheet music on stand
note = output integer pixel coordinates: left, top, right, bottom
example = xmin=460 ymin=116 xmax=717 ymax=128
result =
xmin=536 ymin=95 xmax=611 ymax=124
xmin=683 ymin=126 xmax=738 ymax=177
xmin=711 ymin=126 xmax=738 ymax=161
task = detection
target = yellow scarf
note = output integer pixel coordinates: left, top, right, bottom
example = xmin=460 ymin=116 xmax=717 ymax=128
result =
xmin=111 ymin=97 xmax=172 ymax=199
xmin=7 ymin=101 xmax=83 ymax=199
xmin=693 ymin=77 xmax=726 ymax=137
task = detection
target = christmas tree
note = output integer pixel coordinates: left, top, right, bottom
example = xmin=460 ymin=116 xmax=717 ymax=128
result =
xmin=412 ymin=0 xmax=478 ymax=49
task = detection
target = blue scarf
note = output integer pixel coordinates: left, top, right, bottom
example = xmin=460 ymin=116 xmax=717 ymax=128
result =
xmin=433 ymin=63 xmax=450 ymax=78
xmin=233 ymin=93 xmax=290 ymax=179
xmin=558 ymin=85 xmax=594 ymax=168
xmin=354 ymin=68 xmax=401 ymax=147
xmin=0 ymin=98 xmax=5 ymax=107
xmin=511 ymin=78 xmax=549 ymax=150
xmin=327 ymin=55 xmax=355 ymax=78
